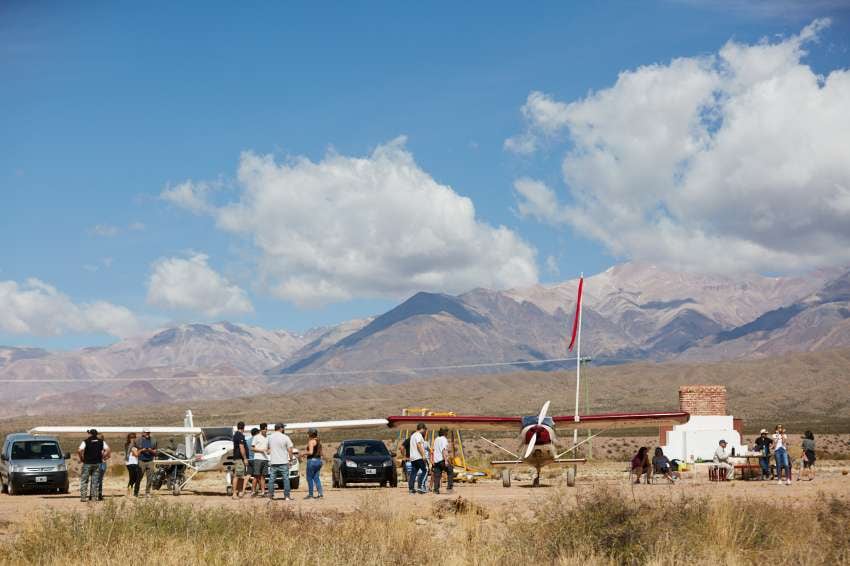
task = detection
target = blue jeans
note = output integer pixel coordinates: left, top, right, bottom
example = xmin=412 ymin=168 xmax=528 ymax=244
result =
xmin=774 ymin=447 xmax=790 ymax=480
xmin=268 ymin=463 xmax=290 ymax=499
xmin=80 ymin=463 xmax=102 ymax=500
xmin=306 ymin=458 xmax=323 ymax=497
xmin=759 ymin=456 xmax=771 ymax=478
xmin=408 ymin=459 xmax=427 ymax=492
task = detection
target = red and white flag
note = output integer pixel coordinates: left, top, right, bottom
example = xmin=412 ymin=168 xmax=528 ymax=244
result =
xmin=568 ymin=276 xmax=583 ymax=352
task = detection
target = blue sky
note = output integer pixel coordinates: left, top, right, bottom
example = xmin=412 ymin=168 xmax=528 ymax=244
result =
xmin=3 ymin=1 xmax=850 ymax=349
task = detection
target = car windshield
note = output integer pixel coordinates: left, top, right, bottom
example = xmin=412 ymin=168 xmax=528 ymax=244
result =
xmin=342 ymin=441 xmax=389 ymax=457
xmin=11 ymin=441 xmax=62 ymax=460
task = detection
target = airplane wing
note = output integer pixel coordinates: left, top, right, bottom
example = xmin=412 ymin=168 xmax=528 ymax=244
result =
xmin=387 ymin=415 xmax=523 ymax=431
xmin=551 ymin=411 xmax=689 ymax=430
xmin=240 ymin=419 xmax=390 ymax=432
xmin=491 ymin=458 xmax=587 ymax=466
xmin=29 ymin=426 xmax=203 ymax=436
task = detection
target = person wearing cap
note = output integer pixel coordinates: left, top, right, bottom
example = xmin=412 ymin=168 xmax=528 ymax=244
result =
xmin=754 ymin=428 xmax=773 ymax=480
xmin=77 ymin=429 xmax=110 ymax=502
xmin=267 ymin=423 xmax=294 ymax=500
xmin=713 ymin=439 xmax=734 ymax=481
xmin=431 ymin=428 xmax=453 ymax=494
xmin=250 ymin=424 xmax=269 ymax=497
xmin=303 ymin=428 xmax=323 ymax=499
xmin=135 ymin=428 xmax=158 ymax=497
xmin=407 ymin=423 xmax=428 ymax=494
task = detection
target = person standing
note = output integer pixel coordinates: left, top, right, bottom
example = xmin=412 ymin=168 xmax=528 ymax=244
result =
xmin=431 ymin=428 xmax=453 ymax=494
xmin=231 ymin=421 xmax=249 ymax=499
xmin=773 ymin=424 xmax=791 ymax=485
xmin=304 ymin=428 xmax=323 ymax=499
xmin=125 ymin=433 xmax=141 ymax=495
xmin=407 ymin=423 xmax=428 ymax=494
xmin=801 ymin=431 xmax=816 ymax=481
xmin=78 ymin=429 xmax=110 ymax=502
xmin=251 ymin=424 xmax=269 ymax=497
xmin=135 ymin=428 xmax=158 ymax=498
xmin=267 ymin=423 xmax=294 ymax=501
xmin=754 ymin=429 xmax=773 ymax=480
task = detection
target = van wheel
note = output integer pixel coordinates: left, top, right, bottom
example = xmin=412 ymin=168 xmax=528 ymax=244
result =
xmin=339 ymin=473 xmax=346 ymax=488
xmin=7 ymin=482 xmax=15 ymax=496
xmin=226 ymin=485 xmax=233 ymax=497
xmin=0 ymin=480 xmax=6 ymax=494
xmin=290 ymin=477 xmax=299 ymax=491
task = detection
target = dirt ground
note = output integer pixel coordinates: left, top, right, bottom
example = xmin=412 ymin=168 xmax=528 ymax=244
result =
xmin=2 ymin=460 xmax=849 ymax=541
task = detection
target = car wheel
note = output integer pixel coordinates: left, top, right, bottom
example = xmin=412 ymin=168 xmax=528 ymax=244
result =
xmin=290 ymin=477 xmax=300 ymax=490
xmin=332 ymin=472 xmax=339 ymax=488
xmin=0 ymin=479 xmax=6 ymax=494
xmin=7 ymin=481 xmax=16 ymax=496
xmin=380 ymin=480 xmax=387 ymax=488
xmin=339 ymin=472 xmax=346 ymax=488
xmin=226 ymin=485 xmax=233 ymax=497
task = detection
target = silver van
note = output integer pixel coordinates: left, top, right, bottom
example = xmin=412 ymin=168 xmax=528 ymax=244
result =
xmin=1 ymin=433 xmax=70 ymax=495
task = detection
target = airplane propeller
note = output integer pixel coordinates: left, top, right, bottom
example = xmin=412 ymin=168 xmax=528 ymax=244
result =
xmin=523 ymin=400 xmax=550 ymax=459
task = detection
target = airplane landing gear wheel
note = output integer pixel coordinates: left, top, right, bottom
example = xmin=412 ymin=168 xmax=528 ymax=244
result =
xmin=226 ymin=485 xmax=233 ymax=497
xmin=172 ymin=483 xmax=181 ymax=496
xmin=501 ymin=469 xmax=511 ymax=488
xmin=566 ymin=466 xmax=576 ymax=487
xmin=532 ymin=476 xmax=540 ymax=488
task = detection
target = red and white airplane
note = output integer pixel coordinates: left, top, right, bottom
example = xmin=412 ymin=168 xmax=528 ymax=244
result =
xmin=387 ymin=401 xmax=689 ymax=487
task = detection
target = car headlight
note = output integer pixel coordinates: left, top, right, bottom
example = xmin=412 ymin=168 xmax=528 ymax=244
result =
xmin=382 ymin=459 xmax=393 ymax=467
xmin=11 ymin=464 xmax=26 ymax=473
xmin=345 ymin=460 xmax=357 ymax=468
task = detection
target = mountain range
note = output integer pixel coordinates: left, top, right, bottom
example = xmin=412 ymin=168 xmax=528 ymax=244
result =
xmin=3 ymin=262 xmax=850 ymax=416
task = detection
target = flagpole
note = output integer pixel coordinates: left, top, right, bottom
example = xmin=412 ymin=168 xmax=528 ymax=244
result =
xmin=573 ymin=272 xmax=583 ymax=448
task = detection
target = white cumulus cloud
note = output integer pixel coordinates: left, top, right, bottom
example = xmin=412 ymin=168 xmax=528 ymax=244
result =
xmin=147 ymin=253 xmax=253 ymax=317
xmin=510 ymin=19 xmax=850 ymax=273
xmin=164 ymin=137 xmax=538 ymax=306
xmin=0 ymin=279 xmax=142 ymax=338
xmin=160 ymin=181 xmax=214 ymax=214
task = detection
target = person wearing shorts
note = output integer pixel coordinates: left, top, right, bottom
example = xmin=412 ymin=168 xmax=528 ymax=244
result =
xmin=231 ymin=421 xmax=249 ymax=499
xmin=251 ymin=423 xmax=269 ymax=496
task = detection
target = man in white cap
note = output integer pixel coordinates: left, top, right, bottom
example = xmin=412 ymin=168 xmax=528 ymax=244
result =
xmin=713 ymin=439 xmax=734 ymax=481
xmin=754 ymin=429 xmax=773 ymax=480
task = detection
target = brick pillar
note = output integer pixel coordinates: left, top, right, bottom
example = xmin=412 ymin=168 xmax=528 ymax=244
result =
xmin=678 ymin=385 xmax=727 ymax=416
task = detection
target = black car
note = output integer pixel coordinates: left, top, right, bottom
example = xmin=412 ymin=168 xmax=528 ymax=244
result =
xmin=332 ymin=439 xmax=397 ymax=488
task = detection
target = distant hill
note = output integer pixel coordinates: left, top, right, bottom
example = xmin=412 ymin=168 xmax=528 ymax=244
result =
xmin=5 ymin=348 xmax=849 ymax=433
xmin=6 ymin=262 xmax=850 ymax=415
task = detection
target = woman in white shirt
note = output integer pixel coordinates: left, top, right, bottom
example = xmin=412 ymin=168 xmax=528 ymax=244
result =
xmin=772 ymin=424 xmax=791 ymax=485
xmin=124 ymin=433 xmax=141 ymax=494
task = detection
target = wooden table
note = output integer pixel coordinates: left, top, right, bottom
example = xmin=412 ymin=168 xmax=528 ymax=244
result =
xmin=734 ymin=454 xmax=765 ymax=480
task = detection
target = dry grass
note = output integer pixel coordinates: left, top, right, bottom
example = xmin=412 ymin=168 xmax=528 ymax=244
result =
xmin=2 ymin=490 xmax=848 ymax=566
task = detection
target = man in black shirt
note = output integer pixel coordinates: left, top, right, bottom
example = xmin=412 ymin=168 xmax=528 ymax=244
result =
xmin=231 ymin=421 xmax=249 ymax=499
xmin=77 ymin=429 xmax=110 ymax=502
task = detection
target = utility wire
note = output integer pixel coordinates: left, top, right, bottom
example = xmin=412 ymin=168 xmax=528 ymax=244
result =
xmin=0 ymin=356 xmax=584 ymax=383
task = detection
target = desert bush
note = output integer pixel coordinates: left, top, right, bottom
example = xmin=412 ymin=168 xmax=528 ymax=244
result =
xmin=2 ymin=491 xmax=849 ymax=566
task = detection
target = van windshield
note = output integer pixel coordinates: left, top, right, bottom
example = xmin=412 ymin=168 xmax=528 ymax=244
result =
xmin=11 ymin=441 xmax=62 ymax=460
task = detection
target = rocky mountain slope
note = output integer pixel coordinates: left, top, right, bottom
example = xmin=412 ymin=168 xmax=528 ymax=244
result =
xmin=267 ymin=263 xmax=838 ymax=387
xmin=6 ymin=263 xmax=850 ymax=415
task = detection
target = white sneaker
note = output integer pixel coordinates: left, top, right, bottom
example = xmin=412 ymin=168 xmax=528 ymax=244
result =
xmin=776 ymin=480 xmax=782 ymax=485
xmin=785 ymin=479 xmax=791 ymax=485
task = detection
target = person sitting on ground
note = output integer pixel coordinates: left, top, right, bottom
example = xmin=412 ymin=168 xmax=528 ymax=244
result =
xmin=713 ymin=439 xmax=734 ymax=480
xmin=630 ymin=447 xmax=651 ymax=484
xmin=800 ymin=430 xmax=816 ymax=481
xmin=652 ymin=447 xmax=677 ymax=483
xmin=754 ymin=429 xmax=773 ymax=480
